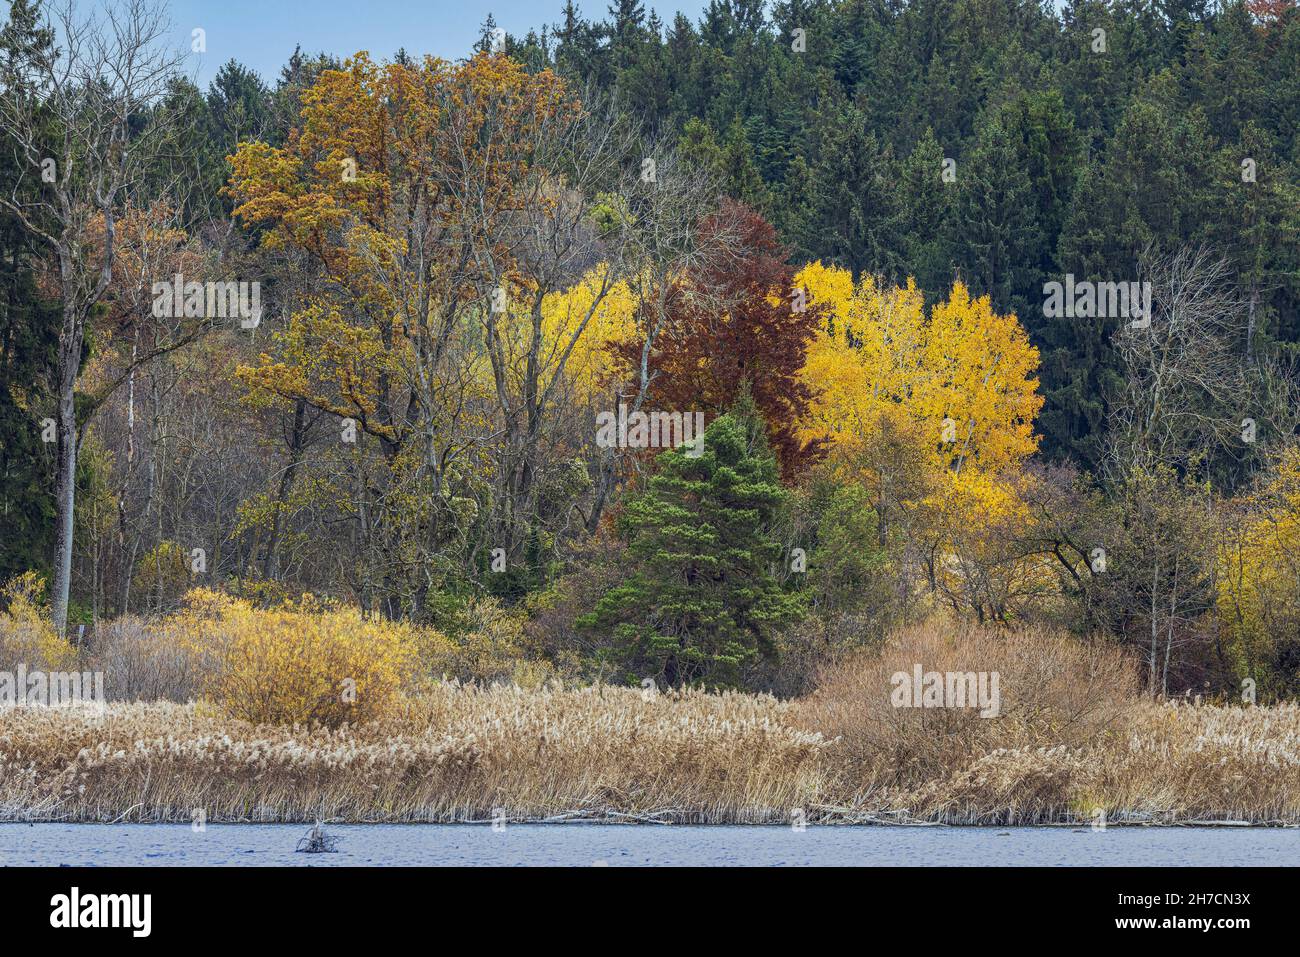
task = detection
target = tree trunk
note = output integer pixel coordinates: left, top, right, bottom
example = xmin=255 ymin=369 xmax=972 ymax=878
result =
xmin=49 ymin=301 xmax=82 ymax=635
xmin=1245 ymin=286 xmax=1257 ymax=366
xmin=1148 ymin=558 xmax=1160 ymax=697
xmin=262 ymin=398 xmax=307 ymax=581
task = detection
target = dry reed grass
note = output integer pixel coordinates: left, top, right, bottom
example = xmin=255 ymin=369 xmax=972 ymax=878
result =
xmin=3 ymin=621 xmax=1298 ymax=825
xmin=0 ymin=684 xmax=826 ymax=823
xmin=796 ymin=620 xmax=1139 ymax=792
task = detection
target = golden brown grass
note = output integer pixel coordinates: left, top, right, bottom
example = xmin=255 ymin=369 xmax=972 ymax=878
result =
xmin=3 ymin=619 xmax=1299 ymax=825
xmin=888 ymin=700 xmax=1300 ymax=825
xmin=0 ymin=684 xmax=827 ymax=823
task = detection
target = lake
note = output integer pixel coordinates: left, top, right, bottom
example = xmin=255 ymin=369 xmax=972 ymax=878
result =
xmin=1 ymin=823 xmax=1297 ymax=866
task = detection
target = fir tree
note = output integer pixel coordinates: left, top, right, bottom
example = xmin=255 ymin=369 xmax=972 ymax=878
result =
xmin=578 ymin=395 xmax=803 ymax=687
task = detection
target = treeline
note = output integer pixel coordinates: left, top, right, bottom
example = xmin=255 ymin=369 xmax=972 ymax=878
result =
xmin=2 ymin=0 xmax=1300 ymax=703
xmin=500 ymin=0 xmax=1300 ymax=473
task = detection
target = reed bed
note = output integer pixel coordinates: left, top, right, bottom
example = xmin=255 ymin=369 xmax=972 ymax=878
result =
xmin=3 ymin=618 xmax=1299 ymax=825
xmin=0 ymin=684 xmax=827 ymax=823
xmin=3 ymin=689 xmax=1300 ymax=825
xmin=876 ymin=700 xmax=1300 ymax=825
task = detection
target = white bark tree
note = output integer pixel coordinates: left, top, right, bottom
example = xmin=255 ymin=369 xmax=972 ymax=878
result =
xmin=1106 ymin=245 xmax=1248 ymax=480
xmin=0 ymin=0 xmax=186 ymax=632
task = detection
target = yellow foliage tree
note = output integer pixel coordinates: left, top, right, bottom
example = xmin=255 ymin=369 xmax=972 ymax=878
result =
xmin=540 ymin=266 xmax=638 ymax=403
xmin=793 ymin=262 xmax=1045 ymax=620
xmin=795 ymin=262 xmax=1041 ymax=479
xmin=1217 ymin=446 xmax=1300 ymax=698
xmin=226 ymin=52 xmax=613 ymax=609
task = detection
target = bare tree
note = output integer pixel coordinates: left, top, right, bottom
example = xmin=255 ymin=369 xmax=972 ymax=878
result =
xmin=467 ymin=87 xmax=643 ymax=563
xmin=0 ymin=0 xmax=187 ymax=632
xmin=1105 ymin=245 xmax=1249 ymax=481
xmin=583 ymin=137 xmax=730 ymax=533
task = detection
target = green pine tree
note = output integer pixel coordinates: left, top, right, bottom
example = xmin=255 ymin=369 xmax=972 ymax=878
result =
xmin=578 ymin=395 xmax=803 ymax=687
xmin=947 ymin=108 xmax=1044 ymax=319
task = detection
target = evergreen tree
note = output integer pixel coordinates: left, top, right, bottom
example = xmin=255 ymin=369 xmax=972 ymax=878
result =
xmin=1048 ymin=89 xmax=1215 ymax=467
xmin=578 ymin=396 xmax=803 ymax=687
xmin=608 ymin=0 xmax=649 ymax=76
xmin=803 ymin=99 xmax=900 ymax=277
xmin=554 ymin=2 xmax=606 ymax=81
xmin=0 ymin=0 xmax=59 ymax=582
xmin=0 ymin=226 xmax=59 ymax=583
xmin=720 ymin=118 xmax=772 ymax=210
xmin=947 ymin=109 xmax=1043 ymax=319
xmin=894 ymin=128 xmax=954 ymax=302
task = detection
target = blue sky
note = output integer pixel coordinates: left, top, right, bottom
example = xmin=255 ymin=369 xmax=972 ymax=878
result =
xmin=168 ymin=0 xmax=715 ymax=86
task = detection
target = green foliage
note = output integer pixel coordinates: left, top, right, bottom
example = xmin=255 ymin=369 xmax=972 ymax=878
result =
xmin=947 ymin=108 xmax=1044 ymax=321
xmin=578 ymin=396 xmax=803 ymax=686
xmin=0 ymin=262 xmax=58 ymax=584
xmin=0 ymin=1 xmax=59 ymax=583
xmin=801 ymin=100 xmax=900 ymax=277
xmin=800 ymin=480 xmax=890 ymax=617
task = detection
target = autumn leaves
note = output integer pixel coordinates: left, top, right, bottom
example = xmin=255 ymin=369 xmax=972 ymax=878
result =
xmin=795 ymin=262 xmax=1042 ymax=481
xmin=212 ymin=46 xmax=1053 ymax=628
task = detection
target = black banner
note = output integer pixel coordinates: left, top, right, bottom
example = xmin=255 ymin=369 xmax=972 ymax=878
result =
xmin=0 ymin=866 xmax=1277 ymax=944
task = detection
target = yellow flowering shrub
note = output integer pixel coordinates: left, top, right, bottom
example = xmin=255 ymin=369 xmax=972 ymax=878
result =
xmin=177 ymin=589 xmax=416 ymax=726
xmin=0 ymin=573 xmax=76 ymax=671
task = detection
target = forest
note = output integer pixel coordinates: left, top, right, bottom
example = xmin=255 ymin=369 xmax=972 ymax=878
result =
xmin=2 ymin=0 xmax=1300 ymax=752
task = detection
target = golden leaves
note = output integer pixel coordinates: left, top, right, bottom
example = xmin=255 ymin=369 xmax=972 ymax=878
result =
xmin=795 ymin=263 xmax=1042 ymax=481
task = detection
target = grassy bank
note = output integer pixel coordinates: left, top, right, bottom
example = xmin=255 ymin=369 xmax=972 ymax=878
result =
xmin=4 ymin=603 xmax=1296 ymax=825
xmin=3 ymin=683 xmax=1299 ymax=825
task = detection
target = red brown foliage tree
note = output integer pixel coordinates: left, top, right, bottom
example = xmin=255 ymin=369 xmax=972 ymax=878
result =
xmin=622 ymin=200 xmax=823 ymax=477
xmin=1246 ymin=0 xmax=1295 ymax=24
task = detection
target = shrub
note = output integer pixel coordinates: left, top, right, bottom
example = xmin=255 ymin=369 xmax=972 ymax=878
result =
xmin=414 ymin=597 xmax=551 ymax=687
xmin=85 ymin=616 xmax=202 ymax=702
xmin=130 ymin=541 xmax=197 ymax=614
xmin=749 ymin=611 xmax=880 ymax=698
xmin=521 ymin=532 xmax=627 ymax=679
xmin=797 ymin=619 xmax=1138 ymax=788
xmin=180 ymin=589 xmax=416 ymax=726
xmin=0 ymin=573 xmax=75 ymax=672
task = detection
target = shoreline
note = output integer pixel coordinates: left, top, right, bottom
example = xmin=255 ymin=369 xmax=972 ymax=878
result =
xmin=3 ymin=818 xmax=1298 ymax=828
xmin=5 ymin=687 xmax=1300 ymax=829
xmin=7 ymin=820 xmax=1297 ymax=868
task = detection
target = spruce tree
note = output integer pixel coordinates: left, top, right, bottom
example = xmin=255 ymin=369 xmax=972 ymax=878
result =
xmin=947 ymin=109 xmax=1043 ymax=320
xmin=578 ymin=395 xmax=802 ymax=687
xmin=804 ymin=100 xmax=900 ymax=277
xmin=0 ymin=0 xmax=59 ymax=581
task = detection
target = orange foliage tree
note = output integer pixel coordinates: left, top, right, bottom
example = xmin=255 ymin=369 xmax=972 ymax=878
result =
xmin=226 ymin=52 xmax=702 ymax=612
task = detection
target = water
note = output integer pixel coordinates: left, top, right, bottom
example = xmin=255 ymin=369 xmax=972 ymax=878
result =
xmin=1 ymin=823 xmax=1297 ymax=866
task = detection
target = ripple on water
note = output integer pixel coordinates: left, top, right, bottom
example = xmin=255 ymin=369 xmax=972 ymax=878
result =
xmin=0 ymin=823 xmax=1296 ymax=866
